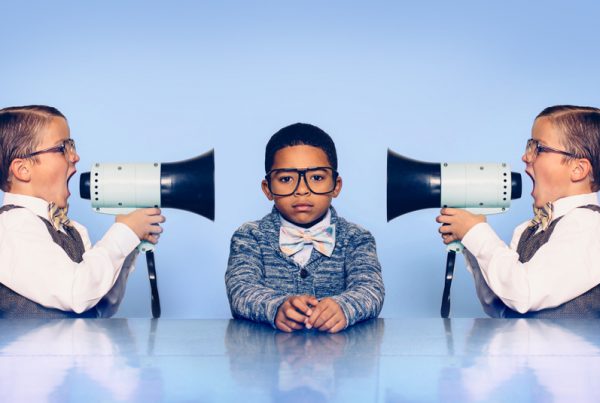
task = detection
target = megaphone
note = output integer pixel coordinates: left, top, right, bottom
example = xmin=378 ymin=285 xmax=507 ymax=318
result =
xmin=387 ymin=149 xmax=522 ymax=317
xmin=79 ymin=149 xmax=215 ymax=318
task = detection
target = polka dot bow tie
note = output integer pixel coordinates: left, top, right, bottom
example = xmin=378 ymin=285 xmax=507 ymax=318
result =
xmin=529 ymin=202 xmax=553 ymax=232
xmin=48 ymin=202 xmax=72 ymax=231
xmin=279 ymin=224 xmax=336 ymax=257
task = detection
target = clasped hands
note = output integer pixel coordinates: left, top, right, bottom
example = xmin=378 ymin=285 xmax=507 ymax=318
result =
xmin=275 ymin=295 xmax=346 ymax=334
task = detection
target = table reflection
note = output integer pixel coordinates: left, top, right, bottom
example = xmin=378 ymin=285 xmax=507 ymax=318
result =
xmin=454 ymin=319 xmax=600 ymax=402
xmin=0 ymin=319 xmax=159 ymax=402
xmin=1 ymin=317 xmax=599 ymax=402
xmin=225 ymin=319 xmax=385 ymax=402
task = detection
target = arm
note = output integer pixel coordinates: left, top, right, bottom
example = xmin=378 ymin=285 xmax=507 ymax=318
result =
xmin=462 ymin=209 xmax=600 ymax=313
xmin=329 ymin=230 xmax=385 ymax=328
xmin=0 ymin=210 xmax=140 ymax=313
xmin=225 ymin=224 xmax=288 ymax=326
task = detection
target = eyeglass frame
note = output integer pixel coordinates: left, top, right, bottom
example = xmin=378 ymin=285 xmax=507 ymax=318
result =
xmin=265 ymin=166 xmax=340 ymax=196
xmin=18 ymin=138 xmax=77 ymax=160
xmin=525 ymin=138 xmax=580 ymax=161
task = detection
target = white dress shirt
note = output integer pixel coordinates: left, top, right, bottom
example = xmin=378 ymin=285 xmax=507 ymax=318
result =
xmin=462 ymin=192 xmax=600 ymax=314
xmin=0 ymin=193 xmax=140 ymax=315
xmin=280 ymin=210 xmax=332 ymax=267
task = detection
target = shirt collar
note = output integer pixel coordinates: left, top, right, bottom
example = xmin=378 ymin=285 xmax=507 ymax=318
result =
xmin=2 ymin=192 xmax=52 ymax=218
xmin=280 ymin=209 xmax=332 ymax=232
xmin=551 ymin=192 xmax=599 ymax=220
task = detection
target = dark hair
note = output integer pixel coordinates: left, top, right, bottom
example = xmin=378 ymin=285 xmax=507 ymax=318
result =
xmin=0 ymin=105 xmax=66 ymax=191
xmin=264 ymin=123 xmax=337 ymax=173
xmin=536 ymin=105 xmax=600 ymax=191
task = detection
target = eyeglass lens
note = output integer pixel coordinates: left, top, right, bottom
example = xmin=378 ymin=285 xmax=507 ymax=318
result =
xmin=269 ymin=168 xmax=335 ymax=195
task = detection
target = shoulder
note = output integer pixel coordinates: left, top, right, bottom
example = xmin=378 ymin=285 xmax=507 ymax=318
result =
xmin=0 ymin=206 xmax=44 ymax=231
xmin=335 ymin=214 xmax=376 ymax=245
xmin=231 ymin=212 xmax=276 ymax=243
xmin=232 ymin=220 xmax=261 ymax=238
xmin=558 ymin=205 xmax=600 ymax=230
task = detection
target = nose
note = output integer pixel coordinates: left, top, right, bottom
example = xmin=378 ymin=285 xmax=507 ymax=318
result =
xmin=295 ymin=173 xmax=311 ymax=195
xmin=69 ymin=149 xmax=80 ymax=164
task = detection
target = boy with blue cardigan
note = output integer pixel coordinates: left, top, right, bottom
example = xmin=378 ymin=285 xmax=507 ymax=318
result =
xmin=226 ymin=123 xmax=384 ymax=333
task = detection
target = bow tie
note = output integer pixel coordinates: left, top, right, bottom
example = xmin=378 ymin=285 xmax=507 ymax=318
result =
xmin=48 ymin=202 xmax=72 ymax=231
xmin=279 ymin=224 xmax=336 ymax=258
xmin=529 ymin=202 xmax=553 ymax=231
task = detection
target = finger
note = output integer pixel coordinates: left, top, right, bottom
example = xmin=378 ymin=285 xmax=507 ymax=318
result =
xmin=276 ymin=320 xmax=293 ymax=333
xmin=290 ymin=296 xmax=312 ymax=315
xmin=305 ymin=304 xmax=325 ymax=329
xmin=439 ymin=225 xmax=453 ymax=234
xmin=147 ymin=225 xmax=163 ymax=234
xmin=318 ymin=314 xmax=341 ymax=332
xmin=145 ymin=234 xmax=160 ymax=244
xmin=312 ymin=304 xmax=334 ymax=329
xmin=284 ymin=318 xmax=304 ymax=330
xmin=306 ymin=296 xmax=319 ymax=307
xmin=284 ymin=306 xmax=308 ymax=323
xmin=149 ymin=214 xmax=166 ymax=224
xmin=437 ymin=214 xmax=454 ymax=224
xmin=443 ymin=235 xmax=456 ymax=245
xmin=329 ymin=320 xmax=346 ymax=334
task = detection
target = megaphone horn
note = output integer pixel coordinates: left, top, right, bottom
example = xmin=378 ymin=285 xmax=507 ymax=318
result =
xmin=80 ymin=149 xmax=215 ymax=221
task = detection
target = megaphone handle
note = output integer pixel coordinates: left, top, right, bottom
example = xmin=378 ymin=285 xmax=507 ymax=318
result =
xmin=441 ymin=250 xmax=456 ymax=318
xmin=145 ymin=250 xmax=161 ymax=318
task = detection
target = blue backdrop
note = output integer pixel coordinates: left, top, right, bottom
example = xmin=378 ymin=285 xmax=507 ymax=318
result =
xmin=2 ymin=1 xmax=600 ymax=318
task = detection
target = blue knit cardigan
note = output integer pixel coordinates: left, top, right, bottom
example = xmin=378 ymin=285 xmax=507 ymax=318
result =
xmin=225 ymin=206 xmax=385 ymax=328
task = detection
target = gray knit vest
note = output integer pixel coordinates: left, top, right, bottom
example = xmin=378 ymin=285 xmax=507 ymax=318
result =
xmin=504 ymin=204 xmax=600 ymax=318
xmin=0 ymin=205 xmax=97 ymax=318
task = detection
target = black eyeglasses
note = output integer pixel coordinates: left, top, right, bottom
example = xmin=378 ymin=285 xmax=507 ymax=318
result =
xmin=525 ymin=138 xmax=579 ymax=161
xmin=265 ymin=167 xmax=339 ymax=196
xmin=19 ymin=138 xmax=77 ymax=159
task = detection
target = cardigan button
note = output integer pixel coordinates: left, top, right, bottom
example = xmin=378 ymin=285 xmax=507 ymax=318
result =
xmin=300 ymin=269 xmax=309 ymax=279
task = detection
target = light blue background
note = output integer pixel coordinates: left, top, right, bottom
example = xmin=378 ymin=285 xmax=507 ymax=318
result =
xmin=1 ymin=1 xmax=599 ymax=318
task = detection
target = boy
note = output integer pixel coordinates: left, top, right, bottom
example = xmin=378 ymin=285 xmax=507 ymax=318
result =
xmin=226 ymin=123 xmax=385 ymax=333
xmin=0 ymin=105 xmax=165 ymax=318
xmin=437 ymin=105 xmax=600 ymax=317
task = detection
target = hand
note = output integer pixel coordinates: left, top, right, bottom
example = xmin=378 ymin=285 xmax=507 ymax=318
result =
xmin=436 ymin=207 xmax=485 ymax=244
xmin=116 ymin=208 xmax=166 ymax=244
xmin=305 ymin=298 xmax=347 ymax=333
xmin=275 ymin=295 xmax=318 ymax=332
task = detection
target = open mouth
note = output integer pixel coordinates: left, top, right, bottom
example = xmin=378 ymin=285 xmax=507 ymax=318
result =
xmin=67 ymin=170 xmax=77 ymax=195
xmin=525 ymin=170 xmax=535 ymax=194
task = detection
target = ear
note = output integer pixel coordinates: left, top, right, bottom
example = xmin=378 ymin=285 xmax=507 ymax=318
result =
xmin=261 ymin=179 xmax=274 ymax=201
xmin=9 ymin=158 xmax=32 ymax=184
xmin=331 ymin=176 xmax=343 ymax=198
xmin=571 ymin=158 xmax=593 ymax=184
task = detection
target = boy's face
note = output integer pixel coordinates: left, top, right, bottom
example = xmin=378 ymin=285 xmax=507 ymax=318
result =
xmin=28 ymin=117 xmax=79 ymax=208
xmin=262 ymin=145 xmax=342 ymax=226
xmin=522 ymin=117 xmax=574 ymax=208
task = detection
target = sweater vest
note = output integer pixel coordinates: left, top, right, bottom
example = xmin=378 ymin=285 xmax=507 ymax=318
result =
xmin=0 ymin=205 xmax=97 ymax=318
xmin=504 ymin=205 xmax=600 ymax=318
